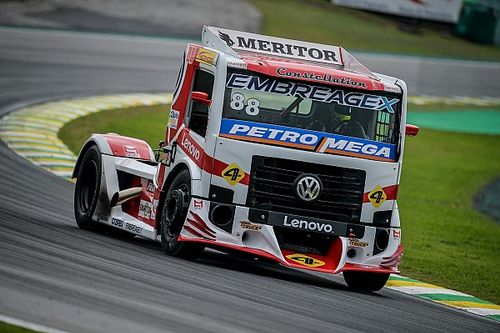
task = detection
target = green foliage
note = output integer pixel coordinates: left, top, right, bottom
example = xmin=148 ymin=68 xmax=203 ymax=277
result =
xmin=249 ymin=0 xmax=500 ymax=61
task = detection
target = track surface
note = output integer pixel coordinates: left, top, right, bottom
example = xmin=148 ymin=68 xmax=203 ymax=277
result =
xmin=0 ymin=27 xmax=498 ymax=333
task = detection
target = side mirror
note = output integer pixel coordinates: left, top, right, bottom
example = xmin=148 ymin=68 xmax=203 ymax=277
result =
xmin=191 ymin=91 xmax=211 ymax=106
xmin=405 ymin=124 xmax=419 ymax=137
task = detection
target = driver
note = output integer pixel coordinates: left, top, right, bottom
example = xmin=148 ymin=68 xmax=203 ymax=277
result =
xmin=307 ymin=102 xmax=343 ymax=132
xmin=335 ymin=107 xmax=369 ymax=139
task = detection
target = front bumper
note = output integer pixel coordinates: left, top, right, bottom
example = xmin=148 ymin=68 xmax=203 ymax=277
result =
xmin=178 ymin=198 xmax=402 ymax=274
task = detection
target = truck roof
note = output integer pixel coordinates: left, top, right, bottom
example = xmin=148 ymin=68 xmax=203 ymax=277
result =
xmin=201 ymin=26 xmax=401 ymax=93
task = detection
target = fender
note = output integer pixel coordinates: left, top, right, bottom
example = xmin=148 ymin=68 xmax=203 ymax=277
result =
xmin=73 ymin=133 xmax=155 ymax=178
xmin=167 ymin=157 xmax=203 ymax=196
xmin=391 ymin=202 xmax=401 ymax=228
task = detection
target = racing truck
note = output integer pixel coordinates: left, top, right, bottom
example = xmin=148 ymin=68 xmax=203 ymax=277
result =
xmin=73 ymin=26 xmax=419 ymax=291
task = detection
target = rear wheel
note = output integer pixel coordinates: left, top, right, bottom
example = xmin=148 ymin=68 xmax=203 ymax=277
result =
xmin=74 ymin=145 xmax=101 ymax=231
xmin=343 ymin=271 xmax=390 ymax=292
xmin=160 ymin=169 xmax=204 ymax=259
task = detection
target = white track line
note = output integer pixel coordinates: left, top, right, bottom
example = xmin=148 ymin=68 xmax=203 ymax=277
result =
xmin=0 ymin=314 xmax=70 ymax=333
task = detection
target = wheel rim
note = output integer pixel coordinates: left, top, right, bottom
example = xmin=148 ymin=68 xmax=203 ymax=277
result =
xmin=163 ymin=184 xmax=190 ymax=240
xmin=79 ymin=160 xmax=98 ymax=213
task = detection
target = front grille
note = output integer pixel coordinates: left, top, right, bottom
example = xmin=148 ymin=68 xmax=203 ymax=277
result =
xmin=247 ymin=156 xmax=366 ymax=223
xmin=274 ymin=227 xmax=335 ymax=255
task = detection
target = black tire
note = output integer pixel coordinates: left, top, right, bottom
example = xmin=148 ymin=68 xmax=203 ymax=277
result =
xmin=343 ymin=271 xmax=390 ymax=292
xmin=74 ymin=145 xmax=101 ymax=231
xmin=160 ymin=169 xmax=204 ymax=259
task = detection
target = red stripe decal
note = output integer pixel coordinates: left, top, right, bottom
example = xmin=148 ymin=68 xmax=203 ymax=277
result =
xmin=324 ymin=148 xmax=393 ymax=162
xmin=184 ymin=225 xmax=214 ymax=240
xmin=219 ymin=134 xmax=315 ymax=150
xmin=381 ymin=244 xmax=404 ymax=268
xmin=341 ymin=263 xmax=399 ymax=274
xmin=186 ymin=217 xmax=216 ymax=238
xmin=189 ymin=212 xmax=216 ymax=235
xmin=177 ymin=235 xmax=288 ymax=265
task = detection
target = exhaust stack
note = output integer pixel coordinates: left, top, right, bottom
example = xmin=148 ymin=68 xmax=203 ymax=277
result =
xmin=110 ymin=187 xmax=142 ymax=206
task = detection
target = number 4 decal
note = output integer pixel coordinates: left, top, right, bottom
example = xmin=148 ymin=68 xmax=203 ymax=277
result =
xmin=368 ymin=185 xmax=387 ymax=208
xmin=222 ymin=163 xmax=245 ymax=186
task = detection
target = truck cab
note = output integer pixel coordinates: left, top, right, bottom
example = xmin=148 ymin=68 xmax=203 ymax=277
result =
xmin=73 ymin=26 xmax=418 ymax=291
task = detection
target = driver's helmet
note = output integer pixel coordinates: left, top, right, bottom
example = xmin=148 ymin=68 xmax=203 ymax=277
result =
xmin=335 ymin=106 xmax=352 ymax=122
xmin=340 ymin=114 xmax=351 ymax=122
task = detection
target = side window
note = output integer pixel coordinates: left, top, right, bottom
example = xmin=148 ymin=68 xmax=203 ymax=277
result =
xmin=188 ymin=69 xmax=214 ymax=137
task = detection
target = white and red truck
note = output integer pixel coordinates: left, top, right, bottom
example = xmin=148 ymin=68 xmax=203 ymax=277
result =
xmin=73 ymin=26 xmax=418 ymax=291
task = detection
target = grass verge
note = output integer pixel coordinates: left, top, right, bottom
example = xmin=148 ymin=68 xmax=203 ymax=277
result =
xmin=59 ymin=104 xmax=500 ymax=304
xmin=59 ymin=105 xmax=168 ymax=154
xmin=248 ymin=0 xmax=500 ymax=61
xmin=0 ymin=322 xmax=39 ymax=333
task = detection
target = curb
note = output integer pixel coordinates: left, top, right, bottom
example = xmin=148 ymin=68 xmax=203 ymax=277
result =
xmin=0 ymin=93 xmax=172 ymax=179
xmin=0 ymin=93 xmax=498 ymax=323
xmin=387 ymin=276 xmax=500 ymax=322
xmin=0 ymin=314 xmax=69 ymax=333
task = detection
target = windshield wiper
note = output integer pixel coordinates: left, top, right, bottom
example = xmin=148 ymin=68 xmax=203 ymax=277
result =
xmin=275 ymin=97 xmax=303 ymax=124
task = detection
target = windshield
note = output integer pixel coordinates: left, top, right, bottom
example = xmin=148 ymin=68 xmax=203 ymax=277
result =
xmin=221 ymin=71 xmax=401 ymax=162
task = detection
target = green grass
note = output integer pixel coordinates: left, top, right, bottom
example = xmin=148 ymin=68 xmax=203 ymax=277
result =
xmin=249 ymin=0 xmax=500 ymax=61
xmin=0 ymin=322 xmax=39 ymax=333
xmin=59 ymin=105 xmax=169 ymax=154
xmin=59 ymin=104 xmax=500 ymax=304
xmin=409 ymin=104 xmax=500 ymax=113
xmin=399 ymin=129 xmax=500 ymax=303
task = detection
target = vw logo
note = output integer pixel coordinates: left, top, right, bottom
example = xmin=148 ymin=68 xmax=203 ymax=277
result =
xmin=294 ymin=174 xmax=322 ymax=202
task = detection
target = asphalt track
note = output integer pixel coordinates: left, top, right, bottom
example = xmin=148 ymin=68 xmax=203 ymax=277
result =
xmin=0 ymin=27 xmax=498 ymax=333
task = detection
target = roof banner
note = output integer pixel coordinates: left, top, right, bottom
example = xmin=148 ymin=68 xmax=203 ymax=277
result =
xmin=204 ymin=26 xmax=344 ymax=66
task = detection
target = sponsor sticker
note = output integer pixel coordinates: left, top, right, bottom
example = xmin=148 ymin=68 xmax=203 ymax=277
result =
xmin=125 ymin=222 xmax=142 ymax=234
xmin=348 ymin=238 xmax=368 ymax=247
xmin=226 ymin=73 xmax=399 ymax=113
xmin=180 ymin=130 xmax=203 ymax=166
xmin=368 ymin=185 xmax=387 ymax=208
xmin=283 ymin=215 xmax=338 ymax=234
xmin=187 ymin=45 xmax=199 ymax=64
xmin=168 ymin=109 xmax=180 ymax=129
xmin=276 ymin=67 xmax=367 ymax=89
xmin=221 ymin=163 xmax=245 ymax=186
xmin=146 ymin=181 xmax=155 ymax=193
xmin=393 ymin=229 xmax=401 ymax=238
xmin=195 ymin=47 xmax=218 ymax=66
xmin=215 ymin=27 xmax=343 ymax=66
xmin=220 ymin=118 xmax=396 ymax=162
xmin=227 ymin=59 xmax=247 ymax=69
xmin=123 ymin=145 xmax=140 ymax=158
xmin=286 ymin=253 xmax=326 ymax=268
xmin=111 ymin=217 xmax=124 ymax=228
xmin=97 ymin=214 xmax=108 ymax=223
xmin=240 ymin=221 xmax=262 ymax=231
xmin=138 ymin=199 xmax=153 ymax=219
xmin=193 ymin=199 xmax=204 ymax=209
xmin=152 ymin=199 xmax=158 ymax=220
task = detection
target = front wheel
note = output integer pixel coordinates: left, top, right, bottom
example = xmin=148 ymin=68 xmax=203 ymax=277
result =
xmin=160 ymin=169 xmax=204 ymax=259
xmin=343 ymin=271 xmax=390 ymax=292
xmin=74 ymin=145 xmax=101 ymax=231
